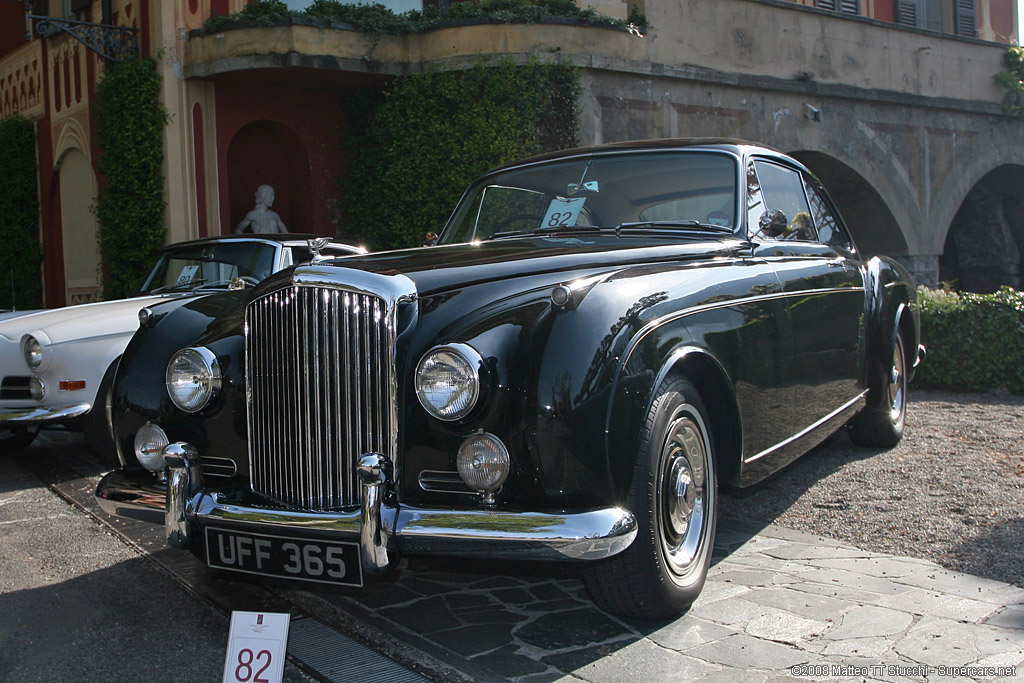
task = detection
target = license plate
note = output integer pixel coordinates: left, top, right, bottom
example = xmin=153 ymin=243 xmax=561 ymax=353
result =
xmin=205 ymin=527 xmax=363 ymax=587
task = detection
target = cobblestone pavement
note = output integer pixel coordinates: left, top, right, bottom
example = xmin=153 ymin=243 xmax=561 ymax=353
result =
xmin=12 ymin=430 xmax=1024 ymax=682
xmin=285 ymin=520 xmax=1024 ymax=682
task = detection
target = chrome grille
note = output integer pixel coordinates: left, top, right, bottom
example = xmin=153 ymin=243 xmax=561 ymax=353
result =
xmin=245 ymin=283 xmax=396 ymax=510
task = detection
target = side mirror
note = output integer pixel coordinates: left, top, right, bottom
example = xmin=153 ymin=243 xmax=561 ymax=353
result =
xmin=757 ymin=209 xmax=788 ymax=238
xmin=424 ymin=232 xmax=439 ymax=247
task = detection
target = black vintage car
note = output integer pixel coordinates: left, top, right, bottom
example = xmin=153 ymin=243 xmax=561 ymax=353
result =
xmin=96 ymin=140 xmax=924 ymax=619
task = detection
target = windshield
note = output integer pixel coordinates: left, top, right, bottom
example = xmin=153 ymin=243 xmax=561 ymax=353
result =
xmin=137 ymin=241 xmax=277 ymax=294
xmin=439 ymin=151 xmax=738 ymax=244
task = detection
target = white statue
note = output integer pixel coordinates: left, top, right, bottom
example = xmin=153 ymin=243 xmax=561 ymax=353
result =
xmin=234 ymin=184 xmax=288 ymax=234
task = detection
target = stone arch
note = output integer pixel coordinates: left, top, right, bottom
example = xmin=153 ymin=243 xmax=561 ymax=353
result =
xmin=226 ymin=120 xmax=311 ymax=235
xmin=54 ymin=146 xmax=100 ymax=303
xmin=789 ymin=150 xmax=907 ymax=258
xmin=938 ymin=164 xmax=1024 ymax=292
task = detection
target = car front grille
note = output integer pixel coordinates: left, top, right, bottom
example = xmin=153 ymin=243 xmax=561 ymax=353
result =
xmin=0 ymin=376 xmax=32 ymax=400
xmin=245 ymin=282 xmax=398 ymax=511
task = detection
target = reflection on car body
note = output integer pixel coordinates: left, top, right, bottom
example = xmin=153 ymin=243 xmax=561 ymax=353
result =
xmin=95 ymin=140 xmax=924 ymax=619
xmin=0 ymin=235 xmax=363 ymax=457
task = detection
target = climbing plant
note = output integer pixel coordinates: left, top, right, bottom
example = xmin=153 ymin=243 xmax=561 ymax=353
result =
xmin=0 ymin=114 xmax=42 ymax=310
xmin=995 ymin=45 xmax=1024 ymax=116
xmin=337 ymin=59 xmax=581 ymax=249
xmin=94 ymin=57 xmax=170 ymax=299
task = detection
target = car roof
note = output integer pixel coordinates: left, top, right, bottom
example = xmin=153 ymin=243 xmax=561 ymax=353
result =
xmin=488 ymin=138 xmax=788 ymax=173
xmin=155 ymin=234 xmax=338 ymax=251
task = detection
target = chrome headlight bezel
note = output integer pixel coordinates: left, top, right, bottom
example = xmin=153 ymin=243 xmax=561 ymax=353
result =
xmin=165 ymin=346 xmax=222 ymax=413
xmin=414 ymin=343 xmax=484 ymax=421
xmin=21 ymin=334 xmax=44 ymax=371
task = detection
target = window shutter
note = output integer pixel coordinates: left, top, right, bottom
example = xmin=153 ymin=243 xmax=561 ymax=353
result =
xmin=895 ymin=0 xmax=919 ymax=27
xmin=817 ymin=0 xmax=860 ymax=13
xmin=954 ymin=0 xmax=977 ymax=38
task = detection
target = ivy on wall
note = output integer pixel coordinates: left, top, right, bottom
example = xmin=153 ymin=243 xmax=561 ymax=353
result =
xmin=916 ymin=286 xmax=1024 ymax=394
xmin=0 ymin=114 xmax=42 ymax=310
xmin=94 ymin=57 xmax=171 ymax=299
xmin=337 ymin=59 xmax=581 ymax=250
xmin=995 ymin=46 xmax=1024 ymax=116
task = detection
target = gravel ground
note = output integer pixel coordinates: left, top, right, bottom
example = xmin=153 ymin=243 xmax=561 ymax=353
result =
xmin=722 ymin=389 xmax=1024 ymax=588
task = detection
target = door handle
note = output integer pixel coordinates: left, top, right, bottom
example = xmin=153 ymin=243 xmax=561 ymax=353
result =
xmin=827 ymin=258 xmax=846 ymax=268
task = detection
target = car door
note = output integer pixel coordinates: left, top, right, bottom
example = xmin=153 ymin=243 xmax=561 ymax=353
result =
xmin=747 ymin=158 xmax=865 ymax=440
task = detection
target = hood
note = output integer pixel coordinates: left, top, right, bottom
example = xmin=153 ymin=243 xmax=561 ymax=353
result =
xmin=263 ymin=234 xmax=745 ymax=297
xmin=0 ymin=294 xmax=175 ymax=345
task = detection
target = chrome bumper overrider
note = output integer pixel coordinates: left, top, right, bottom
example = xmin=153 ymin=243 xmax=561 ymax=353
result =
xmin=95 ymin=443 xmax=638 ymax=575
xmin=0 ymin=403 xmax=90 ymax=425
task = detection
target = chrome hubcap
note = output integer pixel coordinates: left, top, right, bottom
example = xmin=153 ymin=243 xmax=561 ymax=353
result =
xmin=660 ymin=415 xmax=709 ymax=575
xmin=888 ymin=341 xmax=905 ymax=424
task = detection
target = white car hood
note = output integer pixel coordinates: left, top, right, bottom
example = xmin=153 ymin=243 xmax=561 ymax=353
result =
xmin=0 ymin=294 xmax=174 ymax=345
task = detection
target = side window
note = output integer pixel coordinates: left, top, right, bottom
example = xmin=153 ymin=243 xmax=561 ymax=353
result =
xmin=745 ymin=160 xmax=766 ymax=235
xmin=804 ymin=178 xmax=855 ymax=251
xmin=752 ymin=160 xmax=816 ymax=241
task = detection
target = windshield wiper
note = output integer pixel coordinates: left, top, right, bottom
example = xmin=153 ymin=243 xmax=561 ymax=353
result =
xmin=615 ymin=220 xmax=736 ymax=234
xmin=487 ymin=226 xmax=612 ymax=240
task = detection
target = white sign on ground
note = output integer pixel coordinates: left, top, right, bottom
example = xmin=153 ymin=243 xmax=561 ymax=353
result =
xmin=222 ymin=611 xmax=290 ymax=683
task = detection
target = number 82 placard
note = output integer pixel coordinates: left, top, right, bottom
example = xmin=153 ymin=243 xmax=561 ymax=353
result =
xmin=223 ymin=612 xmax=290 ymax=683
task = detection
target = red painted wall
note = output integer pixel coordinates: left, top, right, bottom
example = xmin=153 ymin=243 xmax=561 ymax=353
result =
xmin=989 ymin=0 xmax=1014 ymax=42
xmin=875 ymin=1 xmax=895 ymax=23
xmin=214 ymin=79 xmax=346 ymax=236
xmin=0 ymin=5 xmax=29 ymax=61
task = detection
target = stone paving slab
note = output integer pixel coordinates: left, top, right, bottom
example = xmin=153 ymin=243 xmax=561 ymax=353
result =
xmin=292 ymin=518 xmax=1024 ymax=682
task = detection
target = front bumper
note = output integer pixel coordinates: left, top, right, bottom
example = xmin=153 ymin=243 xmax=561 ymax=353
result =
xmin=95 ymin=443 xmax=638 ymax=576
xmin=0 ymin=403 xmax=90 ymax=425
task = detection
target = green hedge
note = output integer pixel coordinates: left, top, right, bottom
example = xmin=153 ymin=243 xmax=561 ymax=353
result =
xmin=916 ymin=287 xmax=1024 ymax=394
xmin=338 ymin=59 xmax=580 ymax=249
xmin=94 ymin=57 xmax=170 ymax=299
xmin=205 ymin=0 xmax=647 ymax=34
xmin=0 ymin=115 xmax=42 ymax=310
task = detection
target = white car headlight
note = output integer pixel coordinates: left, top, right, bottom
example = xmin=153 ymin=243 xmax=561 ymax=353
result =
xmin=166 ymin=347 xmax=222 ymax=413
xmin=22 ymin=335 xmax=43 ymax=370
xmin=415 ymin=343 xmax=483 ymax=421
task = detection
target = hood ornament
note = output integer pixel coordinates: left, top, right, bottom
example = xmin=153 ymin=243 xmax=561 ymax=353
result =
xmin=306 ymin=237 xmax=331 ymax=261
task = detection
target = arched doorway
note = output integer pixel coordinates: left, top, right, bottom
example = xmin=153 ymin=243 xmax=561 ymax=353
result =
xmin=57 ymin=148 xmax=100 ymax=304
xmin=939 ymin=165 xmax=1024 ymax=293
xmin=226 ymin=120 xmax=312 ymax=235
xmin=789 ymin=151 xmax=907 ymax=259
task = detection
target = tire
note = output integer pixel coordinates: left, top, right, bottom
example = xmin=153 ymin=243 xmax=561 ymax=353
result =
xmin=583 ymin=377 xmax=717 ymax=620
xmin=0 ymin=427 xmax=39 ymax=455
xmin=849 ymin=329 xmax=907 ymax=448
xmin=81 ymin=360 xmax=118 ymax=464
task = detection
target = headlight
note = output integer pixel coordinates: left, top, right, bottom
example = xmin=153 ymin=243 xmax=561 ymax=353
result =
xmin=134 ymin=422 xmax=169 ymax=472
xmin=415 ymin=343 xmax=483 ymax=421
xmin=22 ymin=335 xmax=43 ymax=370
xmin=166 ymin=347 xmax=222 ymax=412
xmin=457 ymin=432 xmax=510 ymax=503
xmin=28 ymin=377 xmax=44 ymax=401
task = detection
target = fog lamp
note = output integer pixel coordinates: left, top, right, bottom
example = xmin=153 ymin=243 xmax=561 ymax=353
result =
xmin=28 ymin=377 xmax=44 ymax=401
xmin=457 ymin=432 xmax=510 ymax=504
xmin=134 ymin=422 xmax=169 ymax=472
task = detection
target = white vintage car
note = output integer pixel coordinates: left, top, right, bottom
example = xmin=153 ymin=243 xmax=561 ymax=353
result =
xmin=0 ymin=234 xmax=364 ymax=457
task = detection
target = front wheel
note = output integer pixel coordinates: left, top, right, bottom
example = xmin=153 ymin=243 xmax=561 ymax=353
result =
xmin=849 ymin=329 xmax=907 ymax=448
xmin=584 ymin=378 xmax=717 ymax=620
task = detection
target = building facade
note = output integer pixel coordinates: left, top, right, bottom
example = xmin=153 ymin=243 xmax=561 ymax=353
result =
xmin=0 ymin=0 xmax=1020 ymax=306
